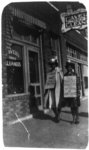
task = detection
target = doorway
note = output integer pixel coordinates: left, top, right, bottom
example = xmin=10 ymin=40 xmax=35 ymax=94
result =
xmin=78 ymin=63 xmax=84 ymax=96
xmin=28 ymin=49 xmax=42 ymax=108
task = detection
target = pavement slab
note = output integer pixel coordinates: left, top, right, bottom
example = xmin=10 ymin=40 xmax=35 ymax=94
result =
xmin=3 ymin=99 xmax=88 ymax=149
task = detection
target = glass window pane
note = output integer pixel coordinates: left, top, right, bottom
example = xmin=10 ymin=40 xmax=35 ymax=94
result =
xmin=29 ymin=51 xmax=39 ymax=83
xmin=36 ymin=97 xmax=41 ymax=105
xmin=31 ymin=34 xmax=37 ymax=43
xmin=36 ymin=85 xmax=40 ymax=95
xmin=6 ymin=44 xmax=24 ymax=94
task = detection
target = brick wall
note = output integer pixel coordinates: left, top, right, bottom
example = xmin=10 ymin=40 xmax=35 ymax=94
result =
xmin=2 ymin=6 xmax=12 ymax=97
xmin=2 ymin=6 xmax=30 ymax=126
xmin=3 ymin=94 xmax=30 ymax=125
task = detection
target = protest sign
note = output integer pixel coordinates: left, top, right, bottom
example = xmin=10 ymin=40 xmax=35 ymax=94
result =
xmin=45 ymin=70 xmax=56 ymax=89
xmin=64 ymin=76 xmax=77 ymax=97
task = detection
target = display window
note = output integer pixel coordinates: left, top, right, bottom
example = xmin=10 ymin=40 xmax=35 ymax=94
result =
xmin=6 ymin=44 xmax=24 ymax=94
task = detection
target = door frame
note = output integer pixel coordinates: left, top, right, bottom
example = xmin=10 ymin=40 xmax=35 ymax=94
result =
xmin=26 ymin=45 xmax=42 ymax=106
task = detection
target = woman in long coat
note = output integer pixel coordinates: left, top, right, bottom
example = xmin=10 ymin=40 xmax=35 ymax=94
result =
xmin=44 ymin=58 xmax=63 ymax=122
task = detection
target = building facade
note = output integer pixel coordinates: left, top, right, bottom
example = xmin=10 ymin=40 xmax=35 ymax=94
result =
xmin=61 ymin=30 xmax=88 ymax=97
xmin=2 ymin=2 xmax=87 ymax=125
xmin=2 ymin=4 xmax=62 ymax=125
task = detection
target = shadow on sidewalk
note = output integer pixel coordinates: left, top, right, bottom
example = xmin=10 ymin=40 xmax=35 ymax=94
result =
xmin=30 ymin=106 xmax=73 ymax=124
xmin=29 ymin=85 xmax=55 ymax=122
xmin=60 ymin=118 xmax=72 ymax=124
xmin=79 ymin=112 xmax=88 ymax=117
xmin=31 ymin=108 xmax=73 ymax=124
xmin=30 ymin=106 xmax=55 ymax=122
xmin=62 ymin=110 xmax=88 ymax=118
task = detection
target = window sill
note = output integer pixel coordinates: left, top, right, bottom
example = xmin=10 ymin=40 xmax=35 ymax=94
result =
xmin=6 ymin=93 xmax=29 ymax=98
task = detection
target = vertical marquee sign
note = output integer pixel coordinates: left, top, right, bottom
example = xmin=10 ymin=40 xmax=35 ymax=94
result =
xmin=60 ymin=8 xmax=87 ymax=33
xmin=45 ymin=70 xmax=56 ymax=89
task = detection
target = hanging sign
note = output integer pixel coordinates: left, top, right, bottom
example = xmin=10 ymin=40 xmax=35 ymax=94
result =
xmin=60 ymin=8 xmax=87 ymax=33
xmin=64 ymin=76 xmax=77 ymax=98
xmin=45 ymin=70 xmax=56 ymax=89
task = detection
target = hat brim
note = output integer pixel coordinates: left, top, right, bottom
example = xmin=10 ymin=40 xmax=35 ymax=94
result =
xmin=48 ymin=59 xmax=58 ymax=65
xmin=65 ymin=62 xmax=75 ymax=69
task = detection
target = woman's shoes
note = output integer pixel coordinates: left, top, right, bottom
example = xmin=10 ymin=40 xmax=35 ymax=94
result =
xmin=43 ymin=109 xmax=49 ymax=114
xmin=54 ymin=115 xmax=60 ymax=123
xmin=72 ymin=118 xmax=79 ymax=124
xmin=75 ymin=119 xmax=79 ymax=124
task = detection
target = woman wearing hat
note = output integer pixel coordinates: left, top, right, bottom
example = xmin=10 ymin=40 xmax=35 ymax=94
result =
xmin=44 ymin=57 xmax=63 ymax=122
xmin=63 ymin=62 xmax=80 ymax=124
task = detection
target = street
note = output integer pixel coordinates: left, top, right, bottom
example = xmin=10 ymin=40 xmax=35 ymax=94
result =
xmin=3 ymin=97 xmax=88 ymax=149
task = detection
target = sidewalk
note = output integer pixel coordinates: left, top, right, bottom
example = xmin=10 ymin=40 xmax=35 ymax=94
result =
xmin=81 ymin=96 xmax=88 ymax=101
xmin=80 ymin=89 xmax=88 ymax=101
xmin=3 ymin=98 xmax=88 ymax=149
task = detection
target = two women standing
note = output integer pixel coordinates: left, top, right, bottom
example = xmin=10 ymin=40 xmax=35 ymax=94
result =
xmin=43 ymin=59 xmax=80 ymax=124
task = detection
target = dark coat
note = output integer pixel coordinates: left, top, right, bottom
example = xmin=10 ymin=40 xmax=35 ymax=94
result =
xmin=63 ymin=70 xmax=81 ymax=108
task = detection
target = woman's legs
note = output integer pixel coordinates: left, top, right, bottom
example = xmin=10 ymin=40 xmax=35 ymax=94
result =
xmin=71 ymin=106 xmax=79 ymax=124
xmin=75 ymin=107 xmax=79 ymax=124
xmin=44 ymin=90 xmax=49 ymax=108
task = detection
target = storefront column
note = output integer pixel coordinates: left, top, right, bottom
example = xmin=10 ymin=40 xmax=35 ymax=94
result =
xmin=39 ymin=33 xmax=45 ymax=109
xmin=80 ymin=64 xmax=85 ymax=96
xmin=83 ymin=65 xmax=88 ymax=96
xmin=60 ymin=35 xmax=67 ymax=74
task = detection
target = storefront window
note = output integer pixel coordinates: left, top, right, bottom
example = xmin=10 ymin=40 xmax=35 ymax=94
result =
xmin=29 ymin=51 xmax=39 ymax=83
xmin=84 ymin=77 xmax=88 ymax=88
xmin=6 ymin=44 xmax=24 ymax=94
xmin=24 ymin=35 xmax=30 ymax=41
xmin=67 ymin=43 xmax=87 ymax=61
xmin=12 ymin=29 xmax=23 ymax=40
xmin=50 ymin=37 xmax=58 ymax=58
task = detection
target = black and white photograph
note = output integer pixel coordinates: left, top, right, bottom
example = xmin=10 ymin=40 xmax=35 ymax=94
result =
xmin=1 ymin=0 xmax=88 ymax=149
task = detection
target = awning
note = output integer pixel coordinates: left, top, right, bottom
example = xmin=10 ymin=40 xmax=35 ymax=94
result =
xmin=9 ymin=6 xmax=46 ymax=30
